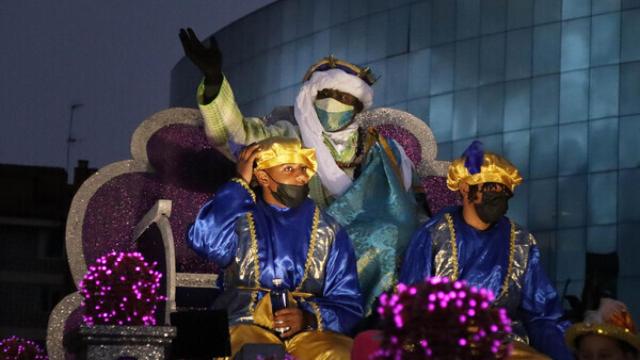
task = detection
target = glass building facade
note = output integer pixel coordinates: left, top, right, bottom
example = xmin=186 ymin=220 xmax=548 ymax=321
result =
xmin=171 ymin=0 xmax=640 ymax=316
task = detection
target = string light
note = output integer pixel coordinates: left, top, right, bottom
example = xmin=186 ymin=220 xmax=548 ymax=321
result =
xmin=373 ymin=277 xmax=513 ymax=359
xmin=79 ymin=251 xmax=164 ymax=326
xmin=0 ymin=336 xmax=48 ymax=360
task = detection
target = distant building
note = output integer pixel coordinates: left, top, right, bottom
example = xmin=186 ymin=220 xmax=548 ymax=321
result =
xmin=0 ymin=160 xmax=95 ymax=341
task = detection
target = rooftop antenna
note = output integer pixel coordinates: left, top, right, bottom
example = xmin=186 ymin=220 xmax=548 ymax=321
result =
xmin=66 ymin=103 xmax=83 ymax=180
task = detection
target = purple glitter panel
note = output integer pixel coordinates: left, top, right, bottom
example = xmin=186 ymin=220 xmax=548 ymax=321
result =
xmin=422 ymin=176 xmax=462 ymax=216
xmin=63 ymin=306 xmax=84 ymax=360
xmin=82 ymin=124 xmax=235 ymax=274
xmin=376 ymin=124 xmax=422 ymax=166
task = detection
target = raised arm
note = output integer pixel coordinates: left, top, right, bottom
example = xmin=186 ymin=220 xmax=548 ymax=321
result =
xmin=179 ymin=28 xmax=298 ymax=153
xmin=187 ymin=144 xmax=260 ymax=266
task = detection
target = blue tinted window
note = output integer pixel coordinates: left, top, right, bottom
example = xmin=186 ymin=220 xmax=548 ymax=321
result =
xmin=330 ymin=23 xmax=349 ymax=59
xmin=429 ymin=93 xmax=454 ymax=142
xmin=455 ymin=39 xmax=480 ymax=90
xmin=558 ymin=176 xmax=587 ymax=227
xmin=281 ymin=0 xmax=298 ymax=43
xmin=533 ymin=23 xmax=561 ymax=75
xmin=619 ymin=168 xmax=640 ymax=222
xmin=410 ymin=1 xmax=431 ymax=51
xmin=480 ymin=33 xmax=506 ymax=85
xmin=436 ymin=141 xmax=453 ymax=161
xmin=503 ymin=79 xmax=531 ymax=131
xmin=507 ymin=0 xmax=534 ymax=29
xmin=620 ymin=115 xmax=640 ymax=168
xmin=312 ymin=30 xmax=331 ymax=61
xmin=561 ymin=18 xmax=591 ymax=71
xmin=366 ymin=12 xmax=388 ymax=61
xmin=330 ymin=0 xmax=349 ymax=25
xmin=529 ymin=179 xmax=558 ymax=230
xmin=588 ymin=172 xmax=618 ymax=225
xmin=563 ymin=0 xmax=591 ymax=19
xmin=503 ymin=130 xmax=530 ymax=179
xmin=407 ymin=97 xmax=430 ymax=123
xmin=478 ymin=83 xmax=505 ymax=135
xmin=508 ymin=182 xmax=529 ymax=225
xmin=620 ymin=61 xmax=640 ymax=116
xmin=347 ymin=18 xmax=368 ymax=65
xmin=408 ymin=49 xmax=431 ymax=99
xmin=386 ymin=54 xmax=409 ymax=104
xmin=456 ymin=0 xmax=480 ymax=39
xmin=530 ymin=127 xmax=559 ymax=178
xmin=590 ymin=65 xmax=620 ymax=119
xmin=619 ymin=224 xmax=640 ymax=277
xmin=560 ymin=70 xmax=589 ymax=124
xmin=506 ymin=29 xmax=533 ymax=80
xmin=532 ymin=75 xmax=560 ymax=127
xmin=589 ymin=117 xmax=619 ymax=172
xmin=348 ymin=0 xmax=368 ymax=20
xmin=430 ymin=45 xmax=455 ymax=95
xmin=587 ymin=225 xmax=618 ymax=254
xmin=432 ymin=0 xmax=456 ymax=45
xmin=452 ymin=89 xmax=478 ymax=140
xmin=593 ymin=0 xmax=621 ymax=14
xmin=559 ymin=122 xmax=588 ymax=175
xmin=591 ymin=13 xmax=621 ymax=66
xmin=622 ymin=9 xmax=640 ymax=61
xmin=481 ymin=0 xmax=507 ymax=34
xmin=535 ymin=0 xmax=562 ymax=24
xmin=476 ymin=134 xmax=503 ymax=154
xmin=388 ymin=7 xmax=410 ymax=56
xmin=556 ymin=229 xmax=586 ymax=281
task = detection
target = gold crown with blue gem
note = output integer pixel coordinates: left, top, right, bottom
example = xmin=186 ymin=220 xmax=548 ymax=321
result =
xmin=303 ymin=55 xmax=378 ymax=85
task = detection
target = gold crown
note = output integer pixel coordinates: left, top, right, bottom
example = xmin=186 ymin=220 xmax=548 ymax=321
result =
xmin=254 ymin=137 xmax=317 ymax=177
xmin=447 ymin=152 xmax=523 ymax=193
xmin=303 ymin=55 xmax=377 ymax=85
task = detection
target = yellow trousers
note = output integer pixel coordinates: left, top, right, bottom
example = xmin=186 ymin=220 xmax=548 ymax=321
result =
xmin=228 ymin=324 xmax=353 ymax=360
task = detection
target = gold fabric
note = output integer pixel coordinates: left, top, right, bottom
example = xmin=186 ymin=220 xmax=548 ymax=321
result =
xmin=228 ymin=324 xmax=353 ymax=360
xmin=507 ymin=341 xmax=551 ymax=359
xmin=447 ymin=151 xmax=523 ymax=192
xmin=255 ymin=137 xmax=318 ymax=177
xmin=565 ymin=318 xmax=640 ymax=352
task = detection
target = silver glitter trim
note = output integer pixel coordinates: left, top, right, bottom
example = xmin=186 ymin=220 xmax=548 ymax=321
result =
xmin=130 ymin=107 xmax=203 ymax=164
xmin=46 ymin=292 xmax=82 ymax=360
xmin=356 ymin=107 xmax=450 ymax=177
xmin=134 ymin=199 xmax=177 ymax=322
xmin=77 ymin=325 xmax=176 ymax=360
xmin=66 ymin=160 xmax=152 ymax=287
xmin=175 ymin=272 xmax=218 ymax=288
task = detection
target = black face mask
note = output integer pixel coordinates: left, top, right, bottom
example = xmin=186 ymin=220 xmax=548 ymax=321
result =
xmin=474 ymin=190 xmax=510 ymax=224
xmin=271 ymin=182 xmax=309 ymax=208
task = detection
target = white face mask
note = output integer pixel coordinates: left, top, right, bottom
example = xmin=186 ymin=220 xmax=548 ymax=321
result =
xmin=313 ymin=97 xmax=355 ymax=132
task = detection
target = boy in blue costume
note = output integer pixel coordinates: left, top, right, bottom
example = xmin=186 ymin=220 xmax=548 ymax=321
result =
xmin=399 ymin=141 xmax=573 ymax=359
xmin=188 ymin=137 xmax=362 ymax=359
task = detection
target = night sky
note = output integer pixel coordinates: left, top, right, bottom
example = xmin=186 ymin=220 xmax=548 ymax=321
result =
xmin=0 ymin=1 xmax=274 ymax=177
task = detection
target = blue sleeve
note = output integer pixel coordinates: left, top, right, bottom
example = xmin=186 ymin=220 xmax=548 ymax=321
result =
xmin=300 ymin=227 xmax=364 ymax=335
xmin=187 ymin=179 xmax=255 ymax=268
xmin=520 ymin=245 xmax=573 ymax=360
xmin=398 ymin=225 xmax=433 ymax=285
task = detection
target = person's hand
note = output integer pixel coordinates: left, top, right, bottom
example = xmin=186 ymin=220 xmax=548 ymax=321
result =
xmin=236 ymin=143 xmax=261 ymax=183
xmin=178 ymin=28 xmax=223 ymax=86
xmin=273 ymin=308 xmax=305 ymax=338
xmin=598 ymin=298 xmax=627 ymax=321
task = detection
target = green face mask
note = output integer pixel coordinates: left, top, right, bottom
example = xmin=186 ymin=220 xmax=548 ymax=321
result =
xmin=314 ymin=97 xmax=355 ymax=132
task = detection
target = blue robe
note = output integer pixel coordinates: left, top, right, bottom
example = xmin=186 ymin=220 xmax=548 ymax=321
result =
xmin=400 ymin=207 xmax=572 ymax=360
xmin=188 ymin=180 xmax=363 ymax=335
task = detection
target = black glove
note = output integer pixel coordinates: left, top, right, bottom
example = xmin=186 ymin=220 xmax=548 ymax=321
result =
xmin=179 ymin=27 xmax=223 ymax=102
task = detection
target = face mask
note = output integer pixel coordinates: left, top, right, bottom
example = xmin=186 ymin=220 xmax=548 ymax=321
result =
xmin=314 ymin=97 xmax=355 ymax=132
xmin=272 ymin=182 xmax=310 ymax=208
xmin=474 ymin=190 xmax=510 ymax=224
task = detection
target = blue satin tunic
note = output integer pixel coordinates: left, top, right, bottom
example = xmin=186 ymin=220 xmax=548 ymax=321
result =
xmin=400 ymin=207 xmax=573 ymax=360
xmin=188 ymin=180 xmax=363 ymax=335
